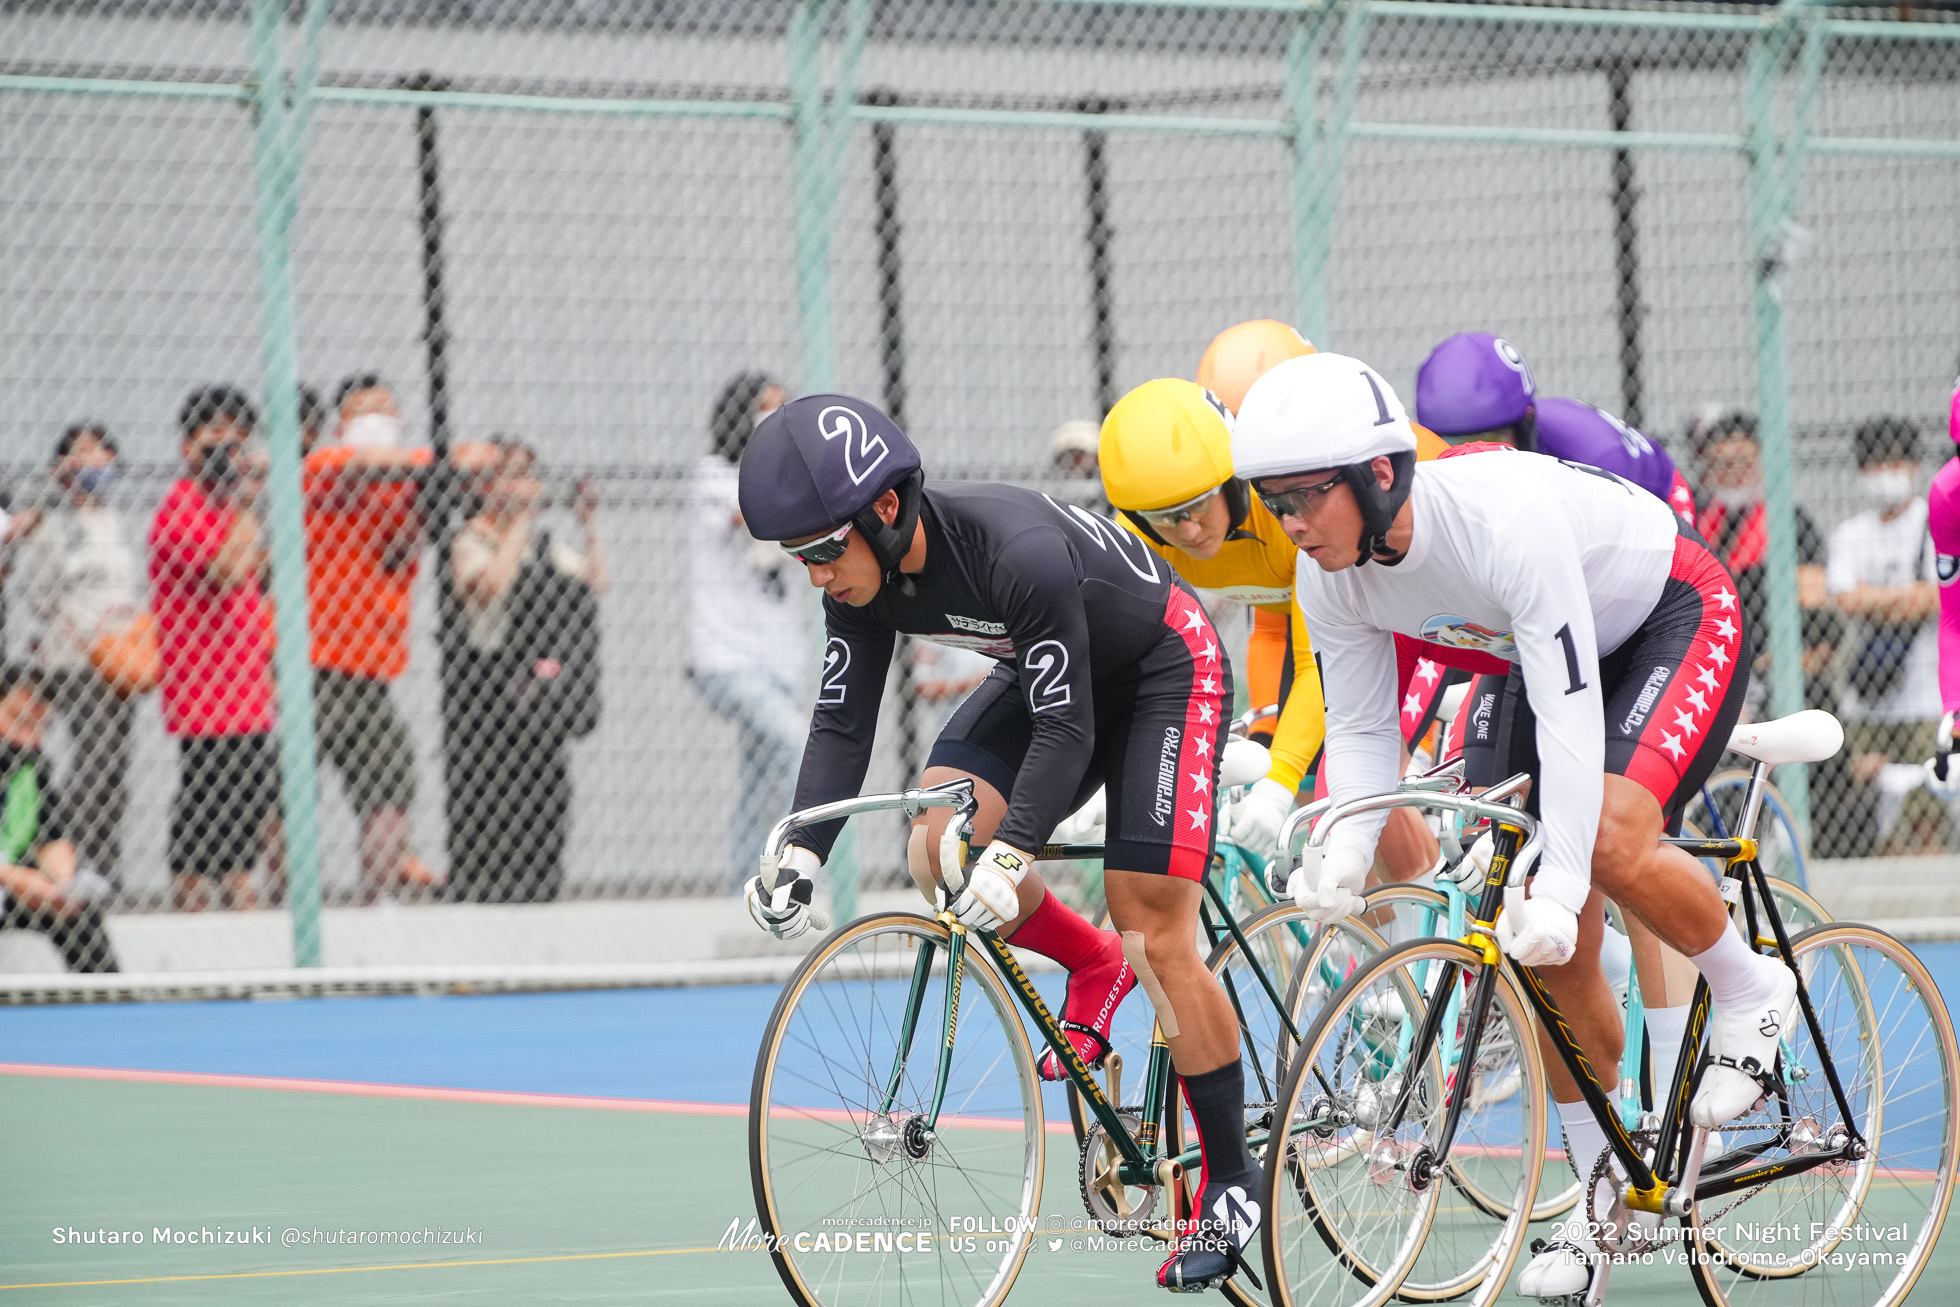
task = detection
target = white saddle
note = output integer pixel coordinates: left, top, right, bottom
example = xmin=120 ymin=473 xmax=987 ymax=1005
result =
xmin=1727 ymin=710 xmax=1843 ymax=766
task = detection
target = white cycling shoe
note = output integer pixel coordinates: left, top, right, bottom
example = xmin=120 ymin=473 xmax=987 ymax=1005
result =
xmin=1692 ymin=960 xmax=1799 ymax=1128
xmin=1517 ymin=1227 xmax=1598 ymax=1302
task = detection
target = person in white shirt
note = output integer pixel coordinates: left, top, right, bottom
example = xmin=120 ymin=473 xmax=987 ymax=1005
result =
xmin=12 ymin=424 xmax=142 ymax=887
xmin=1827 ymin=417 xmax=1946 ymax=848
xmin=687 ymin=373 xmax=811 ymax=892
xmin=1232 ymin=353 xmax=1799 ymax=1302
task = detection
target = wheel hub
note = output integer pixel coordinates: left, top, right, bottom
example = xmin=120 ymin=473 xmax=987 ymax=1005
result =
xmin=861 ymin=1112 xmax=902 ymax=1165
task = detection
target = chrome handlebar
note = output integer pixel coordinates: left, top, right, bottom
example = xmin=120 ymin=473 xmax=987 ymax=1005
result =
xmin=1270 ymin=770 xmax=1543 ymax=890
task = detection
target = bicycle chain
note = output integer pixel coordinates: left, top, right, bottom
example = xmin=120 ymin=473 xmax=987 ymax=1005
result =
xmin=1585 ymin=1122 xmax=1786 ymax=1258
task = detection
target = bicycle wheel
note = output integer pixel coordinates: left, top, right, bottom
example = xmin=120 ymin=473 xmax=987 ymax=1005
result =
xmin=1684 ymin=772 xmax=1809 ymax=890
xmin=751 ymin=913 xmax=1045 ymax=1307
xmin=1263 ymin=938 xmax=1546 ymax=1307
xmin=1686 ymin=924 xmax=1959 ymax=1307
xmin=1363 ymin=883 xmax=1578 ymax=1230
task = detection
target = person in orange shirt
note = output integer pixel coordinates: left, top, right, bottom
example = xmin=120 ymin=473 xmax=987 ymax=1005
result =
xmin=304 ymin=374 xmax=437 ymax=901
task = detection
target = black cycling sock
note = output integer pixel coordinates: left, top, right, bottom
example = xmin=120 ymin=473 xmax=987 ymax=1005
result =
xmin=1182 ymin=1060 xmax=1254 ymax=1186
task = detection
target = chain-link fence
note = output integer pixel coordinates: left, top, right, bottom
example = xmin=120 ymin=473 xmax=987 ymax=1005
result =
xmin=2 ymin=0 xmax=1957 ymax=987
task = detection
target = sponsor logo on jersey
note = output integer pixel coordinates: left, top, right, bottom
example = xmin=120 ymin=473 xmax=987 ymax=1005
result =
xmin=1153 ymin=728 xmax=1182 ymax=828
xmin=1418 ymin=614 xmax=1518 ymax=659
xmin=946 ymin=614 xmax=1007 ymax=636
xmin=1204 ymin=583 xmax=1294 ymax=606
xmin=1470 ymin=688 xmax=1497 ymax=743
xmin=925 ymin=633 xmax=1014 ymax=659
xmin=1620 ymin=664 xmax=1674 ymax=733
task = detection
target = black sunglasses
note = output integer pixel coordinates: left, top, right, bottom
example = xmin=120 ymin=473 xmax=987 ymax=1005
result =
xmin=1254 ymin=474 xmax=1345 ymax=522
xmin=781 ymin=522 xmax=853 ymax=565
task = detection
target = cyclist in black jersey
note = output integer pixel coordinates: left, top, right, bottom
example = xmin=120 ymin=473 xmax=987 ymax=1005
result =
xmin=739 ymin=395 xmax=1261 ymax=1291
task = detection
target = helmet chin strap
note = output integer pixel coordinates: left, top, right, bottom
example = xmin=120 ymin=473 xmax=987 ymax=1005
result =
xmin=1339 ymin=451 xmax=1417 ymax=568
xmin=854 ymin=469 xmax=926 ymax=597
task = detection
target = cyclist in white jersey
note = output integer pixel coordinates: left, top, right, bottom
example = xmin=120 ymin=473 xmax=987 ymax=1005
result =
xmin=1232 ymin=352 xmax=1798 ymax=1302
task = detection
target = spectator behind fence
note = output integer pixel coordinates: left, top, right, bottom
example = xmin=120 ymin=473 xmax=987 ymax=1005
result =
xmin=1829 ymin=416 xmax=1947 ymax=852
xmin=303 ymin=374 xmax=438 ymax=901
xmin=687 ymin=373 xmax=807 ymax=891
xmin=1690 ymin=406 xmax=1875 ymax=854
xmin=11 ymin=424 xmax=144 ymax=887
xmin=1047 ymin=418 xmax=1107 ymax=512
xmin=151 ymin=385 xmax=277 ymax=911
xmin=0 ymin=666 xmax=119 ymax=972
xmin=445 ymin=439 xmax=605 ymax=903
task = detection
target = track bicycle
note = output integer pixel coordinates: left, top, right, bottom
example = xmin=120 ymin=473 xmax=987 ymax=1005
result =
xmin=1263 ymin=711 xmax=1958 ymax=1307
xmin=747 ymin=774 xmax=1389 ymax=1307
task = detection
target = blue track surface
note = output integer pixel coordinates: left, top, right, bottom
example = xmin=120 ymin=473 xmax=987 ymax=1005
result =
xmin=3 ymin=945 xmax=1957 ymax=1113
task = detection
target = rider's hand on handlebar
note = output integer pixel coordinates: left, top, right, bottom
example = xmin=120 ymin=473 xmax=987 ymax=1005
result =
xmin=1924 ymin=712 xmax=1960 ymax=801
xmin=747 ymin=845 xmax=823 ymax=940
xmin=944 ymin=841 xmax=1031 ymax=932
xmin=1226 ymin=777 xmax=1295 ymax=855
xmin=1288 ymin=844 xmax=1370 ymax=924
xmin=1495 ymin=883 xmax=1578 ymax=967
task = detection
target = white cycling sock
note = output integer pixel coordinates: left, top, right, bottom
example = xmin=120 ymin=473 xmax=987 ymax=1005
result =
xmin=1556 ymin=1099 xmax=1613 ymax=1250
xmin=1646 ymin=1004 xmax=1692 ymax=1091
xmin=1691 ymin=926 xmax=1779 ymax=1010
xmin=1599 ymin=923 xmax=1633 ymax=1000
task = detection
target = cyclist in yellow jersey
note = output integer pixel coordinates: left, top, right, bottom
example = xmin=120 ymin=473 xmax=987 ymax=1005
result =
xmin=1100 ymin=372 xmax=1453 ymax=882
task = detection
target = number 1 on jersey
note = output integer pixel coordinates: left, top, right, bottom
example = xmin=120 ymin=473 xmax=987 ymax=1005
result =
xmin=1554 ymin=623 xmax=1588 ymax=695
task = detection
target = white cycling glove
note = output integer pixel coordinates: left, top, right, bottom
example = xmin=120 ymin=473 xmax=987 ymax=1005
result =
xmin=1227 ymin=777 xmax=1296 ymax=855
xmin=1287 ymin=844 xmax=1370 ymax=924
xmin=1495 ymin=884 xmax=1579 ymax=967
xmin=747 ymin=846 xmax=822 ymax=941
xmin=1923 ymin=712 xmax=1960 ymax=801
xmin=945 ymin=841 xmax=1031 ymax=932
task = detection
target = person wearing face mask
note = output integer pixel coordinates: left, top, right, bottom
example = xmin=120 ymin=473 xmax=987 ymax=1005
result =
xmin=151 ymin=385 xmax=276 ymax=912
xmin=296 ymin=374 xmax=439 ymax=903
xmin=687 ymin=371 xmax=808 ymax=893
xmin=12 ymin=424 xmax=143 ymax=889
xmin=1828 ymin=416 xmax=1948 ymax=851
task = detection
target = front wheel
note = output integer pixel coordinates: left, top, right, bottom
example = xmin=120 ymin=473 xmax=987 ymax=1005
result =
xmin=750 ymin=913 xmax=1045 ymax=1307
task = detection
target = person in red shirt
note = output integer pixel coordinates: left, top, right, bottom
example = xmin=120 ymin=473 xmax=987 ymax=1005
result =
xmin=305 ymin=375 xmax=437 ymax=902
xmin=150 ymin=386 xmax=276 ymax=912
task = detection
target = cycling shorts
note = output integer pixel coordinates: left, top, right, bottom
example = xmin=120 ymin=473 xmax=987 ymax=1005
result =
xmin=928 ymin=586 xmax=1231 ymax=880
xmin=1462 ymin=527 xmax=1751 ymax=825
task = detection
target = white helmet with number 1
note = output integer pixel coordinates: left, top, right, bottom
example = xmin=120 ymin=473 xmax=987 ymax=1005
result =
xmin=1232 ymin=352 xmax=1421 ymax=566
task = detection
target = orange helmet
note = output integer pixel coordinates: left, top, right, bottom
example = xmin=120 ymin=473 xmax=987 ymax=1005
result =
xmin=1196 ymin=320 xmax=1316 ymax=415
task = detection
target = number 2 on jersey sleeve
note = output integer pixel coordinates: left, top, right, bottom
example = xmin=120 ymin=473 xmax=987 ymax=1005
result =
xmin=1554 ymin=623 xmax=1588 ymax=695
xmin=1024 ymin=640 xmax=1073 ymax=713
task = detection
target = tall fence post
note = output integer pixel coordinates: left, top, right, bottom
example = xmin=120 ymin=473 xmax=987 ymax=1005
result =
xmin=1743 ymin=0 xmax=1823 ymax=837
xmin=1607 ymin=56 xmax=1644 ymax=432
xmin=247 ymin=0 xmax=326 ymax=965
xmin=788 ymin=0 xmax=868 ymax=922
xmin=1288 ymin=0 xmax=1366 ymax=345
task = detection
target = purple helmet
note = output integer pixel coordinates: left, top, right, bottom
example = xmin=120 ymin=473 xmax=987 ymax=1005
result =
xmin=1414 ymin=333 xmax=1537 ymax=438
xmin=738 ymin=394 xmax=925 ymax=575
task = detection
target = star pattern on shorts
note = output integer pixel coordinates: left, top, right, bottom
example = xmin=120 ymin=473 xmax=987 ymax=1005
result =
xmin=1414 ymin=660 xmax=1440 ymax=686
xmin=1706 ymin=641 xmax=1730 ymax=669
xmin=1187 ymin=804 xmax=1210 ymax=832
xmin=1714 ymin=617 xmax=1738 ymax=641
xmin=1696 ymin=666 xmax=1721 ymax=692
xmin=1194 ymin=735 xmax=1212 ymax=760
xmin=1182 ymin=607 xmax=1208 ymax=636
xmin=1714 ymin=588 xmax=1737 ymax=611
xmin=1685 ymin=688 xmax=1709 ymax=714
xmin=1659 ymin=732 xmax=1688 ymax=761
xmin=1673 ymin=708 xmax=1698 ymax=736
xmin=1403 ymin=691 xmax=1424 ymax=720
xmin=1198 ymin=675 xmax=1219 ymax=696
xmin=1190 ymin=770 xmax=1212 ymax=798
xmin=1197 ymin=701 xmax=1214 ymax=725
xmin=1198 ymin=639 xmax=1218 ymax=664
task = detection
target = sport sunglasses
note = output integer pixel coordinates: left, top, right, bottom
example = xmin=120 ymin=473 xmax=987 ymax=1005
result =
xmin=1135 ymin=486 xmax=1224 ymax=529
xmin=1253 ymin=473 xmax=1345 ymax=521
xmin=781 ymin=521 xmax=853 ymax=565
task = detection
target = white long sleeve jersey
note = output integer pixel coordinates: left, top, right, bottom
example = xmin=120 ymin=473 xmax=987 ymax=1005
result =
xmin=1294 ymin=450 xmax=1679 ymax=914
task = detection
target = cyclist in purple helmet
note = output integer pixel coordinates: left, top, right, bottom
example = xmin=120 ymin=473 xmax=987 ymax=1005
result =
xmin=1414 ymin=332 xmax=1697 ymax=524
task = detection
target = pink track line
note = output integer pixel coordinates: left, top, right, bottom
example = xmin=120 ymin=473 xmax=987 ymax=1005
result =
xmin=0 ymin=1062 xmax=1076 ymax=1133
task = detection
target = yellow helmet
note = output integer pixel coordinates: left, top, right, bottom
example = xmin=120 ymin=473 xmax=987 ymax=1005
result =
xmin=1099 ymin=379 xmax=1248 ymax=533
xmin=1196 ymin=320 xmax=1316 ymax=416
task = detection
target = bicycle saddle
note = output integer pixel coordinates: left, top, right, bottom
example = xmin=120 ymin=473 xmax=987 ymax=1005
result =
xmin=1727 ymin=709 xmax=1843 ymax=766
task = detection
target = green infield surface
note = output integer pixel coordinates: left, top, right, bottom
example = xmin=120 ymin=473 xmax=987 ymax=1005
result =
xmin=6 ymin=1072 xmax=1952 ymax=1305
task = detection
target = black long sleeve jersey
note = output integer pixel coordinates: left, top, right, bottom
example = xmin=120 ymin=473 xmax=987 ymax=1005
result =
xmin=790 ymin=482 xmax=1208 ymax=857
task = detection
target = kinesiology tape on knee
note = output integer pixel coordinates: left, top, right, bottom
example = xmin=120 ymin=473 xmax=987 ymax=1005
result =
xmin=1120 ymin=931 xmax=1180 ymax=1039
